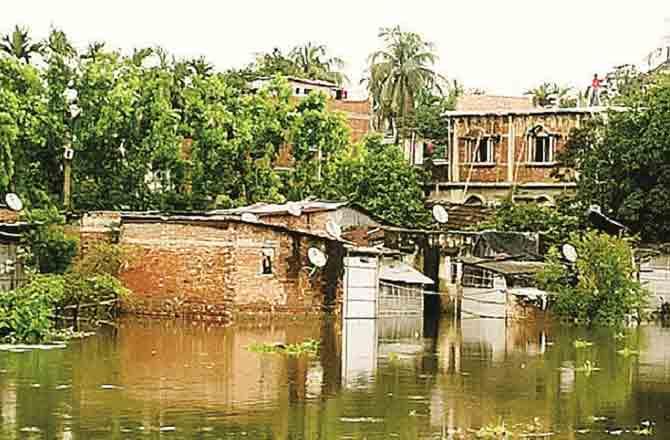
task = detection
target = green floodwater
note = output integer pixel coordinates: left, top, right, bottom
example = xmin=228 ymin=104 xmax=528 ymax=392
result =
xmin=0 ymin=317 xmax=669 ymax=439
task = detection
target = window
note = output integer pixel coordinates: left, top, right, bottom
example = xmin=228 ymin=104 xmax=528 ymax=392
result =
xmin=304 ymin=88 xmax=312 ymax=95
xmin=261 ymin=249 xmax=274 ymax=275
xmin=468 ymin=138 xmax=494 ymax=163
xmin=529 ymin=136 xmax=555 ymax=163
xmin=295 ymin=87 xmax=301 ymax=95
xmin=462 ymin=266 xmax=494 ymax=288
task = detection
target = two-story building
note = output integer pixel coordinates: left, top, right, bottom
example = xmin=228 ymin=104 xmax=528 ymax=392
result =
xmin=425 ymin=106 xmax=607 ymax=207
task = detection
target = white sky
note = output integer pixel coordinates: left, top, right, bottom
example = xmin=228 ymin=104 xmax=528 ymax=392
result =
xmin=3 ymin=0 xmax=670 ymax=96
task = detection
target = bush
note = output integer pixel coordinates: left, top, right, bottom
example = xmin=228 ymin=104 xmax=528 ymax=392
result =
xmin=477 ymin=198 xmax=583 ymax=250
xmin=21 ymin=207 xmax=78 ymax=274
xmin=537 ymin=231 xmax=647 ymax=325
xmin=0 ymin=272 xmax=129 ymax=344
xmin=73 ymin=242 xmax=127 ymax=277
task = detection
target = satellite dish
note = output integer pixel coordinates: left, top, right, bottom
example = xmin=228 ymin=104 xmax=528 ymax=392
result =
xmin=561 ymin=243 xmax=578 ymax=263
xmin=287 ymin=203 xmax=302 ymax=217
xmin=5 ymin=193 xmax=23 ymax=212
xmin=326 ymin=221 xmax=342 ymax=239
xmin=241 ymin=213 xmax=259 ymax=223
xmin=308 ymin=248 xmax=327 ymax=268
xmin=588 ymin=204 xmax=602 ymax=214
xmin=432 ymin=205 xmax=449 ymax=224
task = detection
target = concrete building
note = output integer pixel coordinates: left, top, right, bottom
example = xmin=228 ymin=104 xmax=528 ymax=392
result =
xmin=426 ymin=107 xmax=607 ymax=206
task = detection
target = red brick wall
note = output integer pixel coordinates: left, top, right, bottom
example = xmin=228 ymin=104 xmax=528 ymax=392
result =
xmin=117 ymin=220 xmax=343 ymax=322
xmin=452 ymin=112 xmax=587 ymax=185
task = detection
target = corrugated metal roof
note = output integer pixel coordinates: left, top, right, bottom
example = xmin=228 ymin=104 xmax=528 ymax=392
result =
xmin=443 ymin=106 xmax=621 ymax=118
xmin=380 ymin=263 xmax=434 ymax=285
xmin=210 ymin=200 xmax=348 ymax=217
xmin=460 ymin=256 xmax=545 ymax=276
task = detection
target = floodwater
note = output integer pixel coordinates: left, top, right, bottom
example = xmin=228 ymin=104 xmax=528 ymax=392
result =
xmin=1 ymin=317 xmax=669 ymax=439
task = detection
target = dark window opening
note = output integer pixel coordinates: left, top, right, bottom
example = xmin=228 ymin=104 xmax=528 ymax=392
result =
xmin=532 ymin=137 xmax=553 ymax=163
xmin=470 ymin=138 xmax=493 ymax=163
xmin=261 ymin=249 xmax=274 ymax=275
xmin=295 ymin=87 xmax=301 ymax=95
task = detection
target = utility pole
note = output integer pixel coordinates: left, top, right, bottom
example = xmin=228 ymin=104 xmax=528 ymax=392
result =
xmin=63 ymin=142 xmax=74 ymax=210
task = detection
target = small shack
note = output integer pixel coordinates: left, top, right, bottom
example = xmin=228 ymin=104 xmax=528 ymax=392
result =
xmin=459 ymin=256 xmax=548 ymax=319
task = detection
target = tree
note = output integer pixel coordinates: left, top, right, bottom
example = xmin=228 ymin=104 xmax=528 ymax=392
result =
xmin=525 ymin=82 xmax=573 ymax=108
xmin=251 ymin=48 xmax=300 ymax=78
xmin=537 ymin=231 xmax=646 ymax=325
xmin=366 ymin=26 xmax=443 ymax=140
xmin=289 ymin=42 xmax=347 ymax=85
xmin=0 ymin=25 xmax=42 ymax=63
xmin=561 ymin=73 xmax=670 ymax=242
xmin=322 ymin=134 xmax=430 ymax=227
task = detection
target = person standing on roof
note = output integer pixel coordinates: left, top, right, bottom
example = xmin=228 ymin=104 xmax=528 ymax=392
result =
xmin=590 ymin=74 xmax=602 ymax=106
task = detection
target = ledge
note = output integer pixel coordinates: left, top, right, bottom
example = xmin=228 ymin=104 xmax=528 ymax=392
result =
xmin=524 ymin=162 xmax=558 ymax=167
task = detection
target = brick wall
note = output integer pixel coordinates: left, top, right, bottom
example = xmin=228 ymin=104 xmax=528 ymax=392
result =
xmin=452 ymin=112 xmax=586 ymax=185
xmin=117 ymin=219 xmax=343 ymax=322
xmin=0 ymin=209 xmax=18 ymax=223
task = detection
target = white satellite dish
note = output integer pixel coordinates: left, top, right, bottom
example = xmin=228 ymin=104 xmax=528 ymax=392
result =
xmin=287 ymin=203 xmax=302 ymax=217
xmin=241 ymin=212 xmax=259 ymax=223
xmin=561 ymin=243 xmax=578 ymax=263
xmin=589 ymin=204 xmax=602 ymax=214
xmin=326 ymin=221 xmax=342 ymax=239
xmin=308 ymin=248 xmax=327 ymax=268
xmin=5 ymin=193 xmax=23 ymax=212
xmin=432 ymin=205 xmax=449 ymax=224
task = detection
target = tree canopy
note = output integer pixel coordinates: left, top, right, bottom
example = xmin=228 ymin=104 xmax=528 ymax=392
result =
xmin=0 ymin=25 xmax=430 ymax=227
xmin=561 ymin=72 xmax=670 ymax=242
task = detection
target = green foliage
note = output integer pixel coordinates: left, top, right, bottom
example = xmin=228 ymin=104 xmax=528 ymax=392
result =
xmin=562 ymin=73 xmax=670 ymax=242
xmin=251 ymin=43 xmax=347 ymax=85
xmin=248 ymin=339 xmax=320 ymax=356
xmin=477 ymin=199 xmax=583 ymax=249
xmin=21 ymin=207 xmax=78 ymax=274
xmin=322 ymin=134 xmax=430 ymax=227
xmin=0 ymin=272 xmax=128 ymax=344
xmin=72 ymin=242 xmax=127 ymax=277
xmin=537 ymin=231 xmax=647 ymax=325
xmin=366 ymin=26 xmax=444 ymax=137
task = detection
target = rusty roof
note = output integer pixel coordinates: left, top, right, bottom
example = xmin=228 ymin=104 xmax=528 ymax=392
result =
xmin=120 ymin=213 xmax=347 ymax=243
xmin=209 ymin=200 xmax=347 ymax=217
xmin=460 ymin=255 xmax=546 ymax=276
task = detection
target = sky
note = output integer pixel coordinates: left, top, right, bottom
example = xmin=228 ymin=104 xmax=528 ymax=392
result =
xmin=2 ymin=0 xmax=670 ymax=97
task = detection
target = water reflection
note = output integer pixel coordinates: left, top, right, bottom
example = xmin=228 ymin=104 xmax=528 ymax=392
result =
xmin=0 ymin=317 xmax=669 ymax=438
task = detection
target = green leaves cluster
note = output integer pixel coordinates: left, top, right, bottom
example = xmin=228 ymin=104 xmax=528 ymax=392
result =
xmin=21 ymin=207 xmax=78 ymax=274
xmin=322 ymin=134 xmax=430 ymax=227
xmin=536 ymin=231 xmax=647 ymax=326
xmin=562 ymin=73 xmax=670 ymax=242
xmin=477 ymin=199 xmax=583 ymax=250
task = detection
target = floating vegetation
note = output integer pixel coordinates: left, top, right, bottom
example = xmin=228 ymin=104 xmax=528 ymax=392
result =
xmin=573 ymin=339 xmax=594 ymax=349
xmin=616 ymin=347 xmax=639 ymax=357
xmin=469 ymin=418 xmax=508 ymax=439
xmin=632 ymin=426 xmax=653 ymax=436
xmin=248 ymin=339 xmax=319 ymax=356
xmin=339 ymin=417 xmax=384 ymax=423
xmin=575 ymin=360 xmax=601 ymax=376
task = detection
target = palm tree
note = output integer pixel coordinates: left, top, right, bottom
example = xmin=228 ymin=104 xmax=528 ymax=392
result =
xmin=366 ymin=26 xmax=443 ymax=140
xmin=187 ymin=56 xmax=214 ymax=77
xmin=1 ymin=25 xmax=42 ymax=62
xmin=81 ymin=41 xmax=106 ymax=60
xmin=289 ymin=42 xmax=347 ymax=85
xmin=525 ymin=82 xmax=573 ymax=107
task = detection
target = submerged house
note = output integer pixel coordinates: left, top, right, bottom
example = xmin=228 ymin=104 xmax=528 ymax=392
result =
xmin=81 ymin=211 xmax=346 ymax=322
xmin=80 ymin=200 xmax=436 ymax=322
xmin=458 ymin=231 xmax=548 ymax=320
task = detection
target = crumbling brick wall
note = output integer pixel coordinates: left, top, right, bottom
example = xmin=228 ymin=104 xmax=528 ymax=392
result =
xmin=117 ymin=218 xmax=343 ymax=322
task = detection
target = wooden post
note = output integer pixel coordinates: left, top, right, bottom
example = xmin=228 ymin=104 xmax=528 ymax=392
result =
xmin=63 ymin=159 xmax=72 ymax=210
